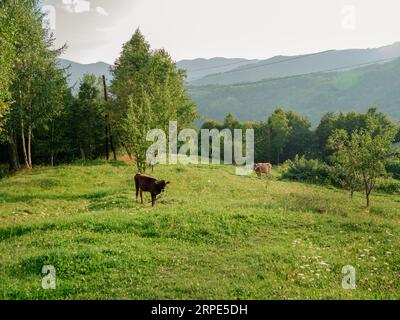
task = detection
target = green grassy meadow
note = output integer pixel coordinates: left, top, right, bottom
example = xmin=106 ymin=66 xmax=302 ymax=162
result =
xmin=0 ymin=161 xmax=399 ymax=299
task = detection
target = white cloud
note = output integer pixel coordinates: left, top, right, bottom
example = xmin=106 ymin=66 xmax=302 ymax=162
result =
xmin=62 ymin=0 xmax=91 ymax=14
xmin=96 ymin=6 xmax=109 ymax=16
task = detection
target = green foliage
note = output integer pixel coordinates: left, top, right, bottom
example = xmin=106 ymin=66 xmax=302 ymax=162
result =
xmin=69 ymin=74 xmax=105 ymax=161
xmin=121 ymin=93 xmax=154 ymax=171
xmin=1 ymin=0 xmax=69 ymax=169
xmin=328 ymin=116 xmax=397 ymax=207
xmin=268 ymin=108 xmax=291 ymax=164
xmin=282 ymin=111 xmax=315 ymax=160
xmin=281 ymin=155 xmax=331 ymax=185
xmin=385 ymin=160 xmax=400 ymax=180
xmin=0 ymin=2 xmax=16 ymax=134
xmin=110 ymin=29 xmax=197 ymax=170
xmin=375 ymin=178 xmax=400 ymax=195
xmin=317 ymin=108 xmax=398 ymax=159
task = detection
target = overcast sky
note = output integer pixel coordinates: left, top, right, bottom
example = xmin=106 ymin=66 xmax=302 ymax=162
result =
xmin=42 ymin=0 xmax=400 ymax=64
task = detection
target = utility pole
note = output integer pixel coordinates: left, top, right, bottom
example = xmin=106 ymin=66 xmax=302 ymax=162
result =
xmin=102 ymin=75 xmax=117 ymax=161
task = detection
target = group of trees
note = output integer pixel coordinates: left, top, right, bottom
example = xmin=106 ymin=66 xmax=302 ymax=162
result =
xmin=0 ymin=1 xmax=196 ymax=171
xmin=201 ymin=108 xmax=315 ymax=164
xmin=0 ymin=0 xmax=70 ymax=171
xmin=202 ymin=108 xmax=399 ymax=165
xmin=202 ymin=108 xmax=400 ymax=207
xmin=327 ymin=115 xmax=397 ymax=207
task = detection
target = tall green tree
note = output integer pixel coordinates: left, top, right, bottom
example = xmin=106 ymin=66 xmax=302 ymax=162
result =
xmin=69 ymin=74 xmax=105 ymax=160
xmin=282 ymin=111 xmax=315 ymax=160
xmin=3 ymin=0 xmax=68 ymax=170
xmin=268 ymin=108 xmax=291 ymax=164
xmin=0 ymin=2 xmax=16 ymax=134
xmin=111 ymin=29 xmax=197 ymax=170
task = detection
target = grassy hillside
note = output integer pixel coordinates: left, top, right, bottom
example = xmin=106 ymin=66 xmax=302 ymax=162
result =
xmin=0 ymin=162 xmax=399 ymax=299
xmin=189 ymin=58 xmax=400 ymax=125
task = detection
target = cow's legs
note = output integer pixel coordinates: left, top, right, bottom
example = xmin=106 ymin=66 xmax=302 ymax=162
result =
xmin=136 ymin=187 xmax=139 ymax=202
xmin=151 ymin=194 xmax=155 ymax=207
xmin=140 ymin=190 xmax=144 ymax=204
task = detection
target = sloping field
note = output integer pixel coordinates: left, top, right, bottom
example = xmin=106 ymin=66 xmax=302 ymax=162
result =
xmin=0 ymin=162 xmax=399 ymax=299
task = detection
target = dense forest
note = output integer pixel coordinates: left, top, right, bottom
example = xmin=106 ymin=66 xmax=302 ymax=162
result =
xmin=0 ymin=0 xmax=197 ymax=172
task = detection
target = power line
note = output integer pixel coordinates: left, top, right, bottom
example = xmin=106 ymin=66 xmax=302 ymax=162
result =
xmin=228 ymin=56 xmax=399 ymax=88
xmin=187 ymin=59 xmax=259 ymax=73
xmin=188 ymin=49 xmax=334 ymax=75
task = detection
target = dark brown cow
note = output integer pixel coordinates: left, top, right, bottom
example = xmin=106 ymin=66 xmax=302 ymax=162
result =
xmin=134 ymin=173 xmax=170 ymax=207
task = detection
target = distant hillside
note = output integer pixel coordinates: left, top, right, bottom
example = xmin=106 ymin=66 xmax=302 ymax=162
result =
xmin=189 ymin=58 xmax=400 ymax=125
xmin=58 ymin=59 xmax=112 ymax=91
xmin=191 ymin=42 xmax=400 ymax=86
xmin=58 ymin=57 xmax=258 ymax=90
xmin=176 ymin=57 xmax=258 ymax=81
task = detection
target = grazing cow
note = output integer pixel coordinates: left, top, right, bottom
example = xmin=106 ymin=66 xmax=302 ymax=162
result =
xmin=254 ymin=163 xmax=272 ymax=177
xmin=134 ymin=173 xmax=170 ymax=207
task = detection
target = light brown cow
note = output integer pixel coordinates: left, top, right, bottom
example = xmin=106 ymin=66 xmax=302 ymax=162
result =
xmin=254 ymin=163 xmax=272 ymax=177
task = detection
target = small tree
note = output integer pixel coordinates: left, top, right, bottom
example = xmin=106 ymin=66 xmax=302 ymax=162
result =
xmin=120 ymin=93 xmax=154 ymax=172
xmin=328 ymin=130 xmax=363 ymax=198
xmin=328 ymin=119 xmax=396 ymax=207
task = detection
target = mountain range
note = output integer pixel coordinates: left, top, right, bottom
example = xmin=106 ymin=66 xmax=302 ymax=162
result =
xmin=58 ymin=42 xmax=400 ymax=124
xmin=58 ymin=59 xmax=112 ymax=91
xmin=189 ymin=57 xmax=400 ymax=125
xmin=190 ymin=42 xmax=400 ymax=86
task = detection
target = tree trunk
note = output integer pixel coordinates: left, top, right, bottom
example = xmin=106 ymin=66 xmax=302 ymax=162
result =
xmin=121 ymin=142 xmax=132 ymax=160
xmin=20 ymin=118 xmax=31 ymax=169
xmin=105 ymin=121 xmax=110 ymax=161
xmin=51 ymin=121 xmax=54 ymax=167
xmin=89 ymin=144 xmax=93 ymax=160
xmin=102 ymin=75 xmax=117 ymax=161
xmin=110 ymin=130 xmax=117 ymax=161
xmin=27 ymin=124 xmax=32 ymax=168
xmin=8 ymin=129 xmax=20 ymax=172
xmin=80 ymin=143 xmax=86 ymax=161
xmin=364 ymin=178 xmax=371 ymax=207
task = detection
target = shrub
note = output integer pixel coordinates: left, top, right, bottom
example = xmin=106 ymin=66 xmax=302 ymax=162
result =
xmin=281 ymin=155 xmax=332 ymax=185
xmin=375 ymin=178 xmax=400 ymax=194
xmin=385 ymin=160 xmax=400 ymax=180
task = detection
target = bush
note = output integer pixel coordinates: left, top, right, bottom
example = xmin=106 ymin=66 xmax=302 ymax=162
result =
xmin=376 ymin=178 xmax=400 ymax=194
xmin=385 ymin=160 xmax=400 ymax=180
xmin=0 ymin=164 xmax=8 ymax=179
xmin=281 ymin=155 xmax=332 ymax=184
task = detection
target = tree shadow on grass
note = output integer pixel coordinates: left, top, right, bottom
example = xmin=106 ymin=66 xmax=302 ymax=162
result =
xmin=72 ymin=160 xmax=130 ymax=168
xmin=0 ymin=190 xmax=110 ymax=203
